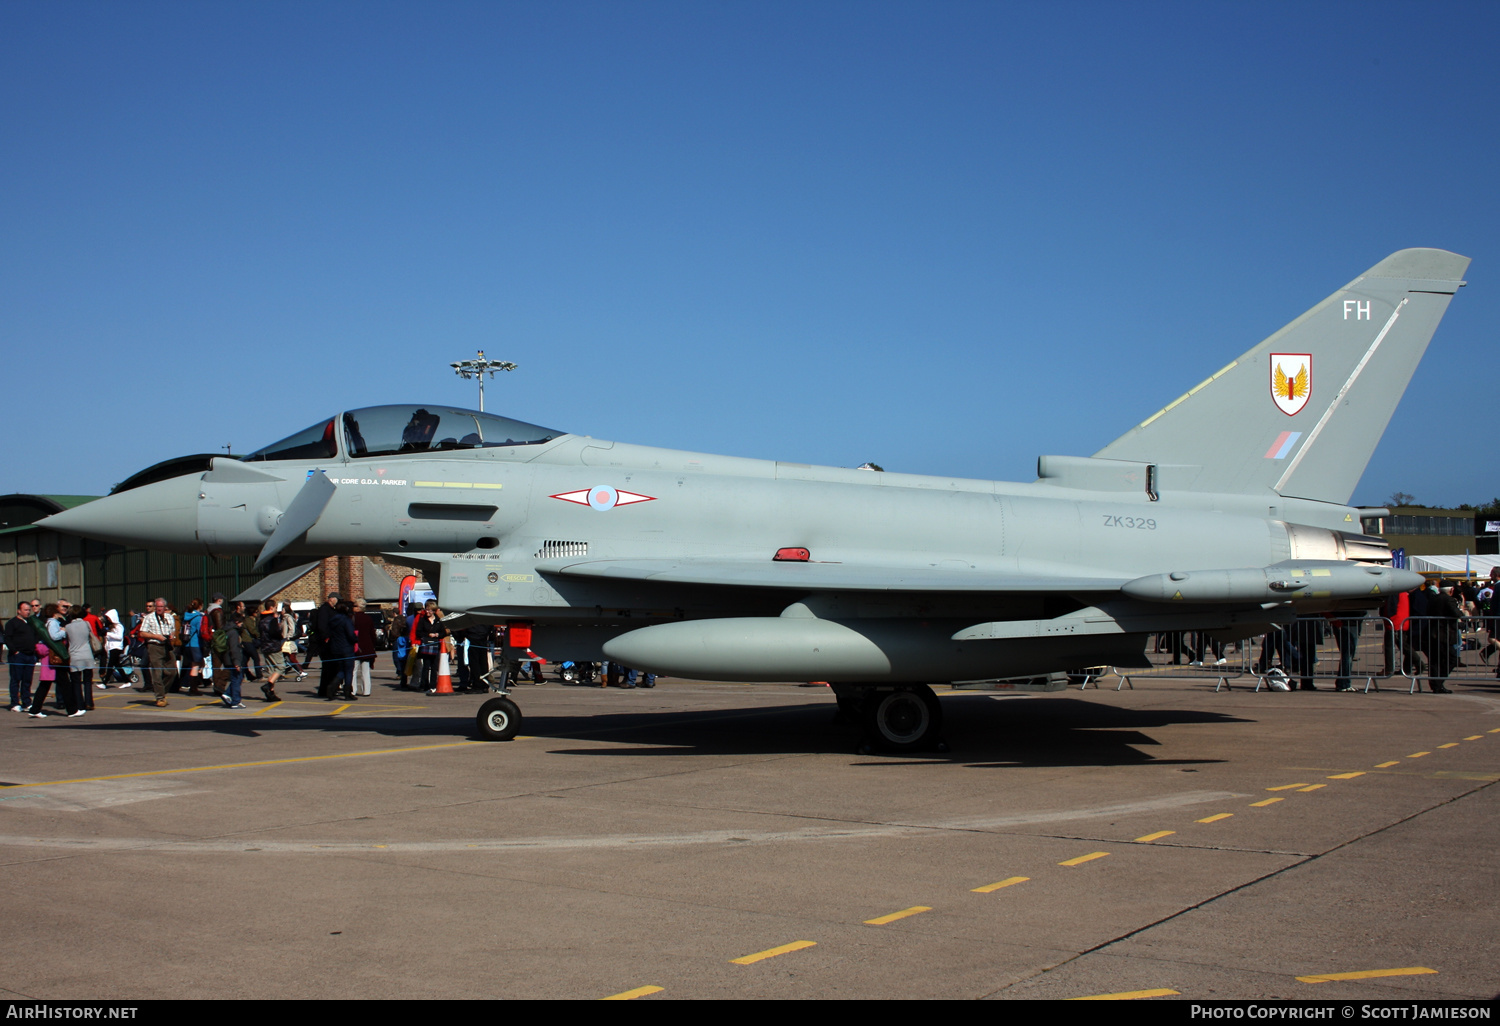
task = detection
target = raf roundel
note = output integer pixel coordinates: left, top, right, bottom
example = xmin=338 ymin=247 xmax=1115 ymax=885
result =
xmin=550 ymin=486 xmax=657 ymax=511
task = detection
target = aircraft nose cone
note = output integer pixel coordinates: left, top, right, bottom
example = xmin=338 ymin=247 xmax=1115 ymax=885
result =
xmin=40 ymin=474 xmax=202 ymax=551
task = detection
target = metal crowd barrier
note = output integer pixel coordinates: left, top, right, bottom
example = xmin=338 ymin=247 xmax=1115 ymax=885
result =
xmin=1093 ymin=616 xmax=1500 ymax=695
xmin=1394 ymin=615 xmax=1500 ymax=693
xmin=1240 ymin=616 xmax=1396 ymax=693
xmin=1099 ymin=633 xmax=1253 ymax=691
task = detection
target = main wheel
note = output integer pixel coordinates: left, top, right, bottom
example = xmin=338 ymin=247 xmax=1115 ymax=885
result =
xmin=476 ymin=696 xmax=522 ymax=741
xmin=862 ymin=685 xmax=943 ymax=752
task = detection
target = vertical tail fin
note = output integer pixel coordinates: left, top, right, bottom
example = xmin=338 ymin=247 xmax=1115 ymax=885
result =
xmin=1095 ymin=248 xmax=1469 ymax=504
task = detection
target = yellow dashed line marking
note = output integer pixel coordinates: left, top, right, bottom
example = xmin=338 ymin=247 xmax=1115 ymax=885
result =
xmin=1464 ymin=735 xmax=1483 ymax=741
xmin=1437 ymin=743 xmax=1459 ymax=749
xmin=1196 ymin=813 xmax=1233 ymax=823
xmin=1297 ymin=967 xmax=1437 ymax=984
xmin=1375 ymin=761 xmax=1401 ymax=768
xmin=1408 ymin=753 xmax=1430 ymax=759
xmin=0 ymin=741 xmax=486 ymax=790
xmin=602 ymin=985 xmax=663 ymax=1000
xmin=1059 ymin=852 xmax=1109 ymax=866
xmin=864 ymin=906 xmax=930 ymax=926
xmin=1327 ymin=772 xmax=1365 ymax=779
xmin=1297 ymin=784 xmax=1326 ymax=792
xmin=731 ymin=941 xmax=816 ymax=965
xmin=1250 ymin=798 xmax=1283 ymax=807
xmin=1266 ymin=783 xmax=1308 ymax=791
xmin=1070 ymin=988 xmax=1181 ymax=1000
xmin=1490 ymin=728 xmax=1500 ymax=734
xmin=972 ymin=877 xmax=1029 ymax=893
xmin=1134 ymin=831 xmax=1175 ymax=843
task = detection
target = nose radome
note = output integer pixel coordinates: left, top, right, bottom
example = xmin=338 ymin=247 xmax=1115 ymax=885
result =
xmin=40 ymin=473 xmax=203 ymax=552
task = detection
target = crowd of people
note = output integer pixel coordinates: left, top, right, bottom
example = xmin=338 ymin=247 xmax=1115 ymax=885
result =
xmin=1386 ymin=576 xmax=1499 ymax=691
xmin=4 ymin=594 xmax=316 ymax=715
xmin=1150 ymin=575 xmax=1500 ymax=693
xmin=6 ymin=588 xmax=656 ymax=718
xmin=15 ymin=576 xmax=1488 ymax=716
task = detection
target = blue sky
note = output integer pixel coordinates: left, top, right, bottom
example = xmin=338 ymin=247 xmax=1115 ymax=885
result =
xmin=3 ymin=0 xmax=1496 ymax=508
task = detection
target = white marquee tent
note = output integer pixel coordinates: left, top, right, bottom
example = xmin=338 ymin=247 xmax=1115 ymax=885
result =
xmin=1408 ymin=554 xmax=1500 ymax=578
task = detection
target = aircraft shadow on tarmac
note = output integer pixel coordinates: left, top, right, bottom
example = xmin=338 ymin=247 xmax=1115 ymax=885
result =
xmin=71 ymin=694 xmax=1245 ymax=769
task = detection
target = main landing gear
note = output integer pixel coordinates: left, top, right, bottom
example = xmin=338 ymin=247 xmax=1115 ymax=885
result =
xmin=833 ymin=683 xmax=948 ymax=754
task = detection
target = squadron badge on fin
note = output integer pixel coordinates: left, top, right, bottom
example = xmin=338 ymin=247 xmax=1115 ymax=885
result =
xmin=1270 ymin=354 xmax=1312 ymax=416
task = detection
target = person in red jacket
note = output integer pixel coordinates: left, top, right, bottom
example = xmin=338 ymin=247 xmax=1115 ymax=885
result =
xmin=1385 ymin=589 xmax=1415 ymax=677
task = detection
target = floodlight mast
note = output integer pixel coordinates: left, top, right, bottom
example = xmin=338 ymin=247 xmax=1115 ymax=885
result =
xmin=449 ymin=350 xmax=517 ymax=412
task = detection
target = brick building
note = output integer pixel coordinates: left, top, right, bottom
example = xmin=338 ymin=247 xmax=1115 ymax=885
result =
xmin=239 ymin=555 xmax=417 ymax=608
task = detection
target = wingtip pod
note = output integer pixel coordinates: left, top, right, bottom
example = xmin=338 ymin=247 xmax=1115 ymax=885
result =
xmin=1096 ymin=248 xmax=1471 ymax=505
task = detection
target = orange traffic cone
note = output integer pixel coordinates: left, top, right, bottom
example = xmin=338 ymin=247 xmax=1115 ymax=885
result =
xmin=433 ymin=646 xmax=455 ymax=695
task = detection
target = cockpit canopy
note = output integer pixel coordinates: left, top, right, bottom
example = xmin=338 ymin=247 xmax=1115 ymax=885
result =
xmin=243 ymin=405 xmax=563 ymax=462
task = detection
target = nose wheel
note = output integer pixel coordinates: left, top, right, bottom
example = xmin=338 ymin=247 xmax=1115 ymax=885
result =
xmin=476 ymin=696 xmax=522 ymax=741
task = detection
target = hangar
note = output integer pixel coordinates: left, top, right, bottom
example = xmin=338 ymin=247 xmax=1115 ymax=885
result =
xmin=0 ymin=492 xmax=408 ymax=616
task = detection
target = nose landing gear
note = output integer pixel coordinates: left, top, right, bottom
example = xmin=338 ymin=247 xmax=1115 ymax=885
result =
xmin=476 ymin=651 xmax=533 ymax=740
xmin=476 ymin=695 xmax=522 ymax=741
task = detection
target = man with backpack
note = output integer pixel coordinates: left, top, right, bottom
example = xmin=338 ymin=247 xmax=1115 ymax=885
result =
xmin=255 ymin=599 xmax=286 ymax=702
xmin=212 ymin=601 xmax=250 ymax=709
xmin=241 ymin=606 xmax=263 ymax=681
xmin=181 ymin=599 xmax=207 ymax=695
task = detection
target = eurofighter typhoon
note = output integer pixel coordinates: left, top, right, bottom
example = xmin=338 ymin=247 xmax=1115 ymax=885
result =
xmin=45 ymin=249 xmax=1468 ymax=750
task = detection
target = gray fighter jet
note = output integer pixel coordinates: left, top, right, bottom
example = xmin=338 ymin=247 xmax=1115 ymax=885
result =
xmin=44 ymin=248 xmax=1467 ymax=750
